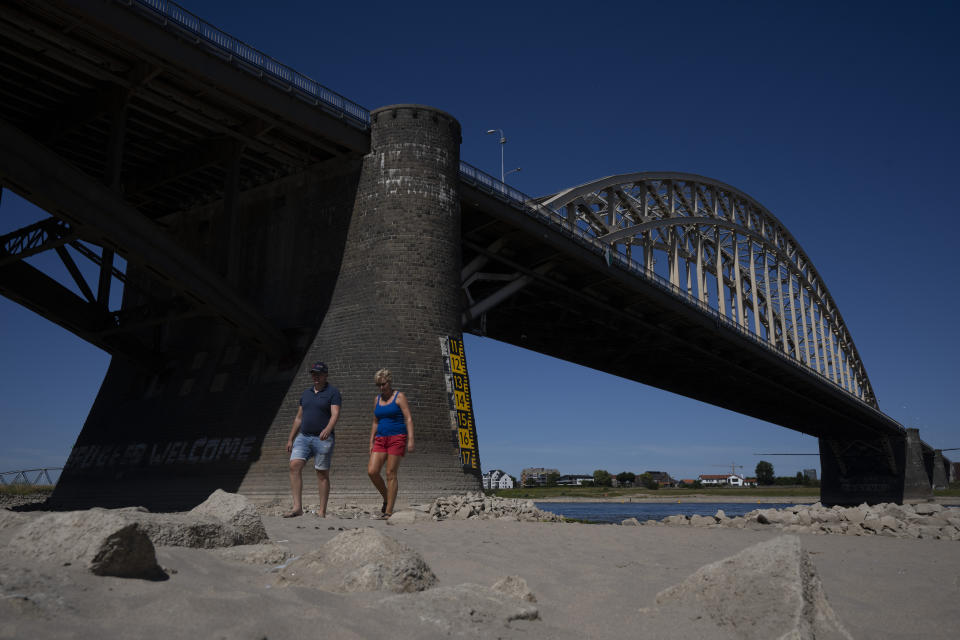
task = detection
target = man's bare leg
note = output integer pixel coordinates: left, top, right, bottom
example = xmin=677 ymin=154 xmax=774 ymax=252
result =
xmin=286 ymin=458 xmax=306 ymax=517
xmin=316 ymin=469 xmax=330 ymax=517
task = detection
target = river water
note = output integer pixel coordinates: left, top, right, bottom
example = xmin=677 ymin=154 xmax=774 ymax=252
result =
xmin=535 ymin=501 xmax=801 ymax=524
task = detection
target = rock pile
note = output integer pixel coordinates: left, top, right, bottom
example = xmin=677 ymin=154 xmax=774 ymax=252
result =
xmin=425 ymin=492 xmax=565 ymax=522
xmin=633 ymin=502 xmax=960 ymax=540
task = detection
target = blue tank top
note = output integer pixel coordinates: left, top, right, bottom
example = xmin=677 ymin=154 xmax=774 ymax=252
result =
xmin=374 ymin=392 xmax=406 ymax=437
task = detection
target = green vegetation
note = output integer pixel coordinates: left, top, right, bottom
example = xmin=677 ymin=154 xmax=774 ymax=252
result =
xmin=755 ymin=460 xmax=774 ymax=485
xmin=489 ymin=485 xmax=821 ymax=500
xmin=935 ymin=483 xmax=960 ymax=497
xmin=0 ymin=484 xmax=54 ymax=496
xmin=592 ymin=469 xmax=612 ymax=487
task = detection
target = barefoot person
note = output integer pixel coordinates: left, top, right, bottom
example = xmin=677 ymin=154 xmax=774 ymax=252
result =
xmin=285 ymin=361 xmax=341 ymax=518
xmin=367 ymin=368 xmax=414 ymax=518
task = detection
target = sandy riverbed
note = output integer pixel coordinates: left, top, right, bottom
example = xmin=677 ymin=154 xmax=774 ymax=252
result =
xmin=2 ymin=499 xmax=959 ymax=639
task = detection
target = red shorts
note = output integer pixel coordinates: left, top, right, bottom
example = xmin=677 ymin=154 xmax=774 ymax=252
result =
xmin=373 ymin=434 xmax=407 ymax=456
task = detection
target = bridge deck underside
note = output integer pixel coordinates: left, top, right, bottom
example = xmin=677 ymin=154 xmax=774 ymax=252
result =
xmin=0 ymin=0 xmax=367 ymax=363
xmin=0 ymin=1 xmax=362 ymax=221
xmin=460 ymin=186 xmax=902 ymax=443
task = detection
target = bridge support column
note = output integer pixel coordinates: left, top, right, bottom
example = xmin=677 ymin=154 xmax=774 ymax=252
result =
xmin=932 ymin=450 xmax=948 ymax=490
xmin=819 ymin=428 xmax=932 ymax=506
xmin=903 ymin=428 xmax=934 ymax=501
xmin=241 ymin=104 xmax=480 ymax=503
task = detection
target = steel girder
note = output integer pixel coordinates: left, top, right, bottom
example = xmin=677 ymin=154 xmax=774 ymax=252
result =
xmin=540 ymin=173 xmax=876 ymax=407
xmin=0 ymin=119 xmax=287 ymax=359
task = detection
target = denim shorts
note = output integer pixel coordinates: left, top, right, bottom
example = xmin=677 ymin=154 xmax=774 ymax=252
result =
xmin=291 ymin=433 xmax=334 ymax=470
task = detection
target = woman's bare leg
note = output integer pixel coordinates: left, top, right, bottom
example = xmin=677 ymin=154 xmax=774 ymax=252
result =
xmin=384 ymin=455 xmax=402 ymax=515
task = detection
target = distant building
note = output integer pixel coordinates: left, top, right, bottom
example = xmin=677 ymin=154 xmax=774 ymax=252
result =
xmin=698 ymin=473 xmax=744 ymax=487
xmin=803 ymin=469 xmax=818 ymax=482
xmin=556 ymin=474 xmax=593 ymax=486
xmin=482 ymin=469 xmax=514 ymax=490
xmin=644 ymin=471 xmax=676 ymax=487
xmin=520 ymin=467 xmax=558 ymax=487
xmin=743 ymin=477 xmax=758 ymax=487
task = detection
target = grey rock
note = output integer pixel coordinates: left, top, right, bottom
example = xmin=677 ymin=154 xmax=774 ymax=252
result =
xmin=689 ymin=514 xmax=715 ymax=527
xmin=655 ymin=535 xmax=852 ymax=640
xmin=113 ymin=490 xmax=269 ymax=548
xmin=621 ymin=517 xmax=641 ymax=526
xmin=916 ymin=525 xmax=943 ymax=539
xmin=913 ymin=502 xmax=943 ymax=515
xmin=387 ymin=509 xmax=428 ymax=525
xmin=8 ymin=510 xmax=163 ymax=579
xmin=188 ymin=489 xmax=267 ymax=542
xmin=275 ymin=528 xmax=436 ymax=593
xmin=492 ymin=574 xmax=537 ymax=602
xmin=380 ymin=583 xmax=539 ymax=635
xmin=842 ymin=507 xmax=868 ymax=525
xmin=861 ymin=517 xmax=882 ymax=533
xmin=214 ymin=543 xmax=292 ymax=565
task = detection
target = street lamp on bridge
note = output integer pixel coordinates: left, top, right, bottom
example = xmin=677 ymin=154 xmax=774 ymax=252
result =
xmin=486 ymin=128 xmax=506 ymax=182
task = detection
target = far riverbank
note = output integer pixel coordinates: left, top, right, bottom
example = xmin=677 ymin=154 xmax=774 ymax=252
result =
xmin=489 ymin=486 xmax=960 ymax=505
xmin=531 ymin=494 xmax=812 ymax=503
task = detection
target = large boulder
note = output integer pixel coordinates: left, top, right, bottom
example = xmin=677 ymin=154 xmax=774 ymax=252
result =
xmin=653 ymin=535 xmax=851 ymax=640
xmin=275 ymin=528 xmax=436 ymax=593
xmin=129 ymin=490 xmax=269 ymax=548
xmin=189 ymin=489 xmax=267 ymax=540
xmin=7 ymin=510 xmax=163 ymax=579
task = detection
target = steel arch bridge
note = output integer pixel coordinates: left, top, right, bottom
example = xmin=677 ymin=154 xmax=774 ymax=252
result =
xmin=537 ymin=173 xmax=874 ymax=406
xmin=0 ymin=0 xmax=945 ymax=508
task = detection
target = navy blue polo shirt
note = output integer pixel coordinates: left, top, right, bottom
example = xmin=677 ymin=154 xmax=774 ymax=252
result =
xmin=299 ymin=384 xmax=342 ymax=436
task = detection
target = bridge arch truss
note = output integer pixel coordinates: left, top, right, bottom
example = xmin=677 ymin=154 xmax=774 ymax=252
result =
xmin=539 ymin=172 xmax=875 ymax=407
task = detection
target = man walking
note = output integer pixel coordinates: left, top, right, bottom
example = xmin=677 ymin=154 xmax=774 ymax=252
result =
xmin=285 ymin=361 xmax=341 ymax=517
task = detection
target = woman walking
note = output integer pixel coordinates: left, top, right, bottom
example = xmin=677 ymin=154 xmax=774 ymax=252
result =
xmin=367 ymin=368 xmax=414 ymax=518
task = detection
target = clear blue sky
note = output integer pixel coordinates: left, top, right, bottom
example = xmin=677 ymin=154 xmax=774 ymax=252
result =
xmin=2 ymin=0 xmax=958 ymax=482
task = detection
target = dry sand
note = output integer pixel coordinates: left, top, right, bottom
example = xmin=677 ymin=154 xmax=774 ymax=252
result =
xmin=2 ymin=503 xmax=958 ymax=639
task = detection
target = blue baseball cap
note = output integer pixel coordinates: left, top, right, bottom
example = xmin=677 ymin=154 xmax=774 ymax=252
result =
xmin=310 ymin=361 xmax=328 ymax=374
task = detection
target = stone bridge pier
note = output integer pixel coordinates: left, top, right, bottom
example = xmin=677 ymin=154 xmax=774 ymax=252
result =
xmin=50 ymin=105 xmax=480 ymax=510
xmin=819 ymin=428 xmax=936 ymax=506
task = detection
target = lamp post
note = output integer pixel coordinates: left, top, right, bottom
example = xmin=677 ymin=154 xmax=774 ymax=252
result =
xmin=486 ymin=128 xmax=505 ymax=182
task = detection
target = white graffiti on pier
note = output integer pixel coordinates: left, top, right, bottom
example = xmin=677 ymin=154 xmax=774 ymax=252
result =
xmin=65 ymin=436 xmax=257 ymax=470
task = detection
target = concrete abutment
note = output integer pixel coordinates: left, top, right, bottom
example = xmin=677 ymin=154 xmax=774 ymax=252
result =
xmin=819 ymin=428 xmax=934 ymax=506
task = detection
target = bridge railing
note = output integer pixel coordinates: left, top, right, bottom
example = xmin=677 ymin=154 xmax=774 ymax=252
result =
xmin=0 ymin=468 xmax=61 ymax=487
xmin=127 ymin=0 xmax=371 ymax=128
xmin=459 ymin=161 xmax=899 ymax=428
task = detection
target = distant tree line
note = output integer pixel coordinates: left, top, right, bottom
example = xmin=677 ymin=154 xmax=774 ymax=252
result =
xmin=755 ymin=461 xmax=819 ymax=487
